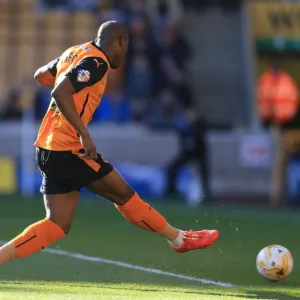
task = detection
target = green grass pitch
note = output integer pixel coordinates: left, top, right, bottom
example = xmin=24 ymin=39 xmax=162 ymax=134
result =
xmin=0 ymin=196 xmax=299 ymax=299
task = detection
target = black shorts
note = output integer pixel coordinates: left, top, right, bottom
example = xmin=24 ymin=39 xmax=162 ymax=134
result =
xmin=36 ymin=147 xmax=113 ymax=195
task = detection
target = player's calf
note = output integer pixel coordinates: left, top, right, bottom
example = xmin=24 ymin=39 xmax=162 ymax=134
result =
xmin=115 ymin=193 xmax=185 ymax=243
xmin=115 ymin=192 xmax=167 ymax=232
xmin=0 ymin=218 xmax=65 ymax=264
xmin=47 ymin=215 xmax=73 ymax=235
xmin=0 ymin=192 xmax=79 ymax=264
xmin=13 ymin=218 xmax=65 ymax=259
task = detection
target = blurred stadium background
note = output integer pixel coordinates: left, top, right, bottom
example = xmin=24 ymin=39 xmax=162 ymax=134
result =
xmin=1 ymin=0 xmax=300 ymax=206
xmin=1 ymin=1 xmax=300 ymax=299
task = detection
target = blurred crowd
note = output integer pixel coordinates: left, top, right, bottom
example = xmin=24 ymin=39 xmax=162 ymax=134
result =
xmin=38 ymin=0 xmax=240 ymax=13
xmin=0 ymin=0 xmax=197 ymax=130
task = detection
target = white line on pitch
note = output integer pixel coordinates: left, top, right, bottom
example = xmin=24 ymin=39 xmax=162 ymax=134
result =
xmin=0 ymin=240 xmax=233 ymax=287
xmin=45 ymin=248 xmax=233 ymax=287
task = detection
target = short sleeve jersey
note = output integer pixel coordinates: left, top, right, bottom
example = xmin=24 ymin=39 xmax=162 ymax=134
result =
xmin=34 ymin=42 xmax=111 ymax=151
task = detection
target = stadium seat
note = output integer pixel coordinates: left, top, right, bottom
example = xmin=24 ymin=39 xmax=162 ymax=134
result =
xmin=0 ymin=25 xmax=8 ymax=44
xmin=44 ymin=45 xmax=65 ymax=62
xmin=15 ymin=44 xmax=36 ymax=79
xmin=0 ymin=3 xmax=9 ymax=25
xmin=42 ymin=13 xmax=69 ymax=60
xmin=70 ymin=12 xmax=96 ymax=44
xmin=16 ymin=25 xmax=37 ymax=44
xmin=43 ymin=11 xmax=65 ymax=27
xmin=18 ymin=10 xmax=36 ymax=21
xmin=15 ymin=0 xmax=36 ymax=12
xmin=0 ymin=45 xmax=8 ymax=79
xmin=71 ymin=12 xmax=94 ymax=27
xmin=0 ymin=0 xmax=9 ymax=13
xmin=99 ymin=0 xmax=111 ymax=11
xmin=0 ymin=45 xmax=15 ymax=91
xmin=43 ymin=11 xmax=66 ymax=38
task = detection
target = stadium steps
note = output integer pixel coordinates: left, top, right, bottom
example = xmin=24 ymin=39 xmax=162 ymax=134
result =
xmin=182 ymin=7 xmax=246 ymax=126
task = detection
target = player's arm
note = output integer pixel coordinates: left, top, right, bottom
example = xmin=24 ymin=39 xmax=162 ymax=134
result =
xmin=51 ymin=57 xmax=108 ymax=159
xmin=34 ymin=57 xmax=59 ymax=86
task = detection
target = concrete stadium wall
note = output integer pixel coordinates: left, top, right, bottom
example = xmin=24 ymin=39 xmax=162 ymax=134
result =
xmin=0 ymin=122 xmax=273 ymax=198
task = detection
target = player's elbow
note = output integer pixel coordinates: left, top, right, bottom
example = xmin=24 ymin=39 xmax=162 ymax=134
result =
xmin=34 ymin=68 xmax=47 ymax=84
xmin=34 ymin=69 xmax=42 ymax=82
xmin=34 ymin=66 xmax=56 ymax=86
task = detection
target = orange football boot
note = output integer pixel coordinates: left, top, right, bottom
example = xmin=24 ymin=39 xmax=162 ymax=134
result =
xmin=171 ymin=230 xmax=219 ymax=253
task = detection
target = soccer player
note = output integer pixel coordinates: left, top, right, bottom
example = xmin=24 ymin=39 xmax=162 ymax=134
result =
xmin=0 ymin=21 xmax=219 ymax=264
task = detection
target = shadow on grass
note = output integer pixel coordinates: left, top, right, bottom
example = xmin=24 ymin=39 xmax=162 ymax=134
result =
xmin=1 ymin=281 xmax=299 ymax=300
xmin=250 ymin=290 xmax=300 ymax=300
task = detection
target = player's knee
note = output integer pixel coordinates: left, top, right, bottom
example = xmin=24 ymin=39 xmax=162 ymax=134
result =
xmin=119 ymin=185 xmax=135 ymax=205
xmin=48 ymin=217 xmax=72 ymax=235
xmin=61 ymin=223 xmax=72 ymax=235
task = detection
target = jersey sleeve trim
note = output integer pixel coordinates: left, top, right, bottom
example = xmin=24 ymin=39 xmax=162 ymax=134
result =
xmin=47 ymin=57 xmax=60 ymax=77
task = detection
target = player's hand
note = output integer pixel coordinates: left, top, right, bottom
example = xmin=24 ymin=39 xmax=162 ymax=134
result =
xmin=80 ymin=133 xmax=97 ymax=160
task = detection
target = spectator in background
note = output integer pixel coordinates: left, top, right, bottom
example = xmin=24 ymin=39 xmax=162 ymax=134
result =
xmin=99 ymin=0 xmax=126 ymax=22
xmin=159 ymin=23 xmax=192 ymax=107
xmin=35 ymin=86 xmax=52 ymax=120
xmin=220 ymin=0 xmax=240 ymax=12
xmin=166 ymin=107 xmax=212 ymax=200
xmin=1 ymin=79 xmax=36 ymax=120
xmin=257 ymin=61 xmax=300 ymax=206
xmin=125 ymin=14 xmax=160 ymax=95
xmin=93 ymin=89 xmax=131 ymax=124
xmin=126 ymin=53 xmax=153 ymax=99
xmin=161 ymin=23 xmax=191 ymax=70
xmin=67 ymin=0 xmax=97 ymax=11
xmin=122 ymin=0 xmax=153 ymax=24
xmin=131 ymin=97 xmax=148 ymax=124
xmin=181 ymin=0 xmax=239 ymax=13
xmin=40 ymin=0 xmax=68 ymax=10
xmin=0 ymin=83 xmax=7 ymax=116
xmin=1 ymin=89 xmax=22 ymax=120
xmin=180 ymin=0 xmax=208 ymax=12
xmin=148 ymin=88 xmax=180 ymax=129
xmin=146 ymin=0 xmax=183 ymax=43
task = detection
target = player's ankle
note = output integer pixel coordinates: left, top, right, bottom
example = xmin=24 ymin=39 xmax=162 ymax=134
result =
xmin=159 ymin=224 xmax=181 ymax=241
xmin=168 ymin=230 xmax=185 ymax=248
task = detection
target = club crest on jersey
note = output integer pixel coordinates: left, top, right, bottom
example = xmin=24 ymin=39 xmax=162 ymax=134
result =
xmin=77 ymin=69 xmax=90 ymax=82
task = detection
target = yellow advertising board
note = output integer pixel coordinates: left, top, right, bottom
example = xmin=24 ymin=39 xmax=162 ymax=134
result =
xmin=252 ymin=2 xmax=300 ymax=38
xmin=0 ymin=157 xmax=16 ymax=194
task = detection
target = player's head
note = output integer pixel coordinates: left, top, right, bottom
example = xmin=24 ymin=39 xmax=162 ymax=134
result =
xmin=96 ymin=21 xmax=128 ymax=69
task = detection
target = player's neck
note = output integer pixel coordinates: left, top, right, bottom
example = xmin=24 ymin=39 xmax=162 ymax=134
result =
xmin=95 ymin=40 xmax=113 ymax=67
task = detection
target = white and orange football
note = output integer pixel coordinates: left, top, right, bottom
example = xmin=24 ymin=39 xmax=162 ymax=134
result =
xmin=256 ymin=245 xmax=294 ymax=281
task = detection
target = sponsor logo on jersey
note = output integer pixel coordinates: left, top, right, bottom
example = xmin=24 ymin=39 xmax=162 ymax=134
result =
xmin=79 ymin=44 xmax=91 ymax=51
xmin=77 ymin=69 xmax=90 ymax=82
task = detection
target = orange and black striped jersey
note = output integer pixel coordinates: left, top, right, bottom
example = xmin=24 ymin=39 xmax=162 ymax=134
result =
xmin=34 ymin=41 xmax=111 ymax=151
